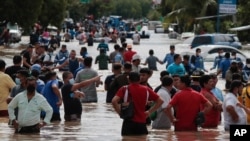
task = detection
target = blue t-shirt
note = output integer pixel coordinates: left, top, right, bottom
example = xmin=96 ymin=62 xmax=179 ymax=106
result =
xmin=42 ymin=79 xmax=60 ymax=113
xmin=211 ymin=56 xmax=224 ymax=70
xmin=219 ymin=58 xmax=231 ymax=78
xmin=163 ymin=53 xmax=175 ymax=68
xmin=167 ymin=63 xmax=186 ymax=76
xmin=191 ymin=55 xmax=205 ymax=71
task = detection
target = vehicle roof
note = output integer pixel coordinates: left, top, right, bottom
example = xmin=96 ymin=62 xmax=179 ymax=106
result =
xmin=192 ymin=45 xmax=246 ymax=56
xmin=195 ymin=33 xmax=236 ymax=37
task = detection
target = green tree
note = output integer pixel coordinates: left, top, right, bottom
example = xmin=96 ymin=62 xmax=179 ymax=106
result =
xmin=39 ymin=0 xmax=67 ymax=28
xmin=160 ymin=0 xmax=217 ymax=32
xmin=0 ymin=0 xmax=43 ymax=33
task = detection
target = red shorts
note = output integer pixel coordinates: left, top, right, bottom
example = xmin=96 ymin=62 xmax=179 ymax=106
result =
xmin=0 ymin=110 xmax=9 ymax=117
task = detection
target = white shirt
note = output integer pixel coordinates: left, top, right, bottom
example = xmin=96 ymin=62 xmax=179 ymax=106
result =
xmin=157 ymin=87 xmax=171 ymax=108
xmin=132 ymin=33 xmax=140 ymax=44
xmin=223 ymin=92 xmax=247 ymax=130
xmin=8 ymin=91 xmax=53 ymax=127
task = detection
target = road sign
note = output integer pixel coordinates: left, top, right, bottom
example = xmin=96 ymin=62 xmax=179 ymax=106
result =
xmin=80 ymin=0 xmax=90 ymax=4
xmin=219 ymin=0 xmax=237 ymax=14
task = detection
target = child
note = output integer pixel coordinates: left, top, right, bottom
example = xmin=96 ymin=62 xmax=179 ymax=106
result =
xmin=142 ymin=49 xmax=163 ymax=71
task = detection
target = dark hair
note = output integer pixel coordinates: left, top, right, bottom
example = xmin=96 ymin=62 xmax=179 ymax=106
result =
xmin=17 ymin=69 xmax=30 ymax=78
xmin=231 ymin=52 xmax=236 ymax=55
xmin=180 ymin=75 xmax=191 ymax=87
xmin=100 ymin=48 xmax=105 ymax=54
xmin=172 ymin=74 xmax=180 ymax=78
xmin=122 ymin=42 xmax=127 ymax=48
xmin=149 ymin=49 xmax=154 ymax=55
xmin=183 ymin=54 xmax=190 ymax=61
xmin=232 ymin=73 xmax=241 ymax=81
xmin=209 ymin=73 xmax=217 ymax=79
xmin=128 ymin=72 xmax=140 ymax=82
xmin=199 ymin=75 xmax=212 ymax=88
xmin=196 ymin=48 xmax=201 ymax=52
xmin=119 ymin=47 xmax=124 ymax=52
xmin=246 ymin=58 xmax=250 ymax=64
xmin=62 ymin=71 xmax=72 ymax=80
xmin=112 ymin=63 xmax=122 ymax=70
xmin=61 ymin=44 xmax=67 ymax=48
xmin=160 ymin=70 xmax=169 ymax=79
xmin=84 ymin=57 xmax=93 ymax=67
xmin=170 ymin=45 xmax=175 ymax=49
xmin=229 ymin=80 xmax=243 ymax=92
xmin=45 ymin=71 xmax=57 ymax=81
xmin=225 ymin=52 xmax=230 ymax=58
xmin=114 ymin=44 xmax=120 ymax=50
xmin=13 ymin=55 xmax=22 ymax=64
xmin=0 ymin=59 xmax=6 ymax=70
xmin=31 ymin=69 xmax=40 ymax=78
xmin=139 ymin=68 xmax=152 ymax=75
xmin=123 ymin=63 xmax=132 ymax=70
xmin=161 ymin=76 xmax=173 ymax=87
xmin=173 ymin=54 xmax=180 ymax=61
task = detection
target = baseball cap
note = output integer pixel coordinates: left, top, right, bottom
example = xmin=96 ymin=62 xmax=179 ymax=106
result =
xmin=132 ymin=54 xmax=141 ymax=61
xmin=31 ymin=64 xmax=41 ymax=73
xmin=191 ymin=70 xmax=204 ymax=78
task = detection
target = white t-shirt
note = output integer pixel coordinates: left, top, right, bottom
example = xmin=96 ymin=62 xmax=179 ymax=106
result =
xmin=132 ymin=33 xmax=140 ymax=44
xmin=152 ymin=86 xmax=172 ymax=129
xmin=223 ymin=92 xmax=247 ymax=130
xmin=158 ymin=87 xmax=171 ymax=108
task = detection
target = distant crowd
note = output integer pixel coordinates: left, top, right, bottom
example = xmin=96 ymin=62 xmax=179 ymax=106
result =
xmin=0 ymin=28 xmax=250 ymax=136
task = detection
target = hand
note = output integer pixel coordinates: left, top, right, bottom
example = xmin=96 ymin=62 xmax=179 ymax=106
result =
xmin=12 ymin=120 xmax=19 ymax=130
xmin=56 ymin=99 xmax=62 ymax=107
xmin=144 ymin=110 xmax=150 ymax=118
xmin=74 ymin=91 xmax=85 ymax=98
xmin=38 ymin=122 xmax=46 ymax=129
xmin=236 ymin=102 xmax=244 ymax=108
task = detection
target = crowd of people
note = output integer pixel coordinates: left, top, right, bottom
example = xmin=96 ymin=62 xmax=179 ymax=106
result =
xmin=1 ymin=27 xmax=250 ymax=137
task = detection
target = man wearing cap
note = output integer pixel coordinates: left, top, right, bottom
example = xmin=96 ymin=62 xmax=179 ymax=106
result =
xmin=8 ymin=76 xmax=53 ymax=133
xmin=190 ymin=70 xmax=204 ymax=92
xmin=0 ymin=59 xmax=16 ymax=117
xmin=131 ymin=54 xmax=142 ymax=73
xmin=163 ymin=45 xmax=176 ymax=69
xmin=123 ymin=44 xmax=136 ymax=63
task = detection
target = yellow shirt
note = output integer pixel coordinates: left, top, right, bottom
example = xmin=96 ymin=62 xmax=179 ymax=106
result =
xmin=0 ymin=72 xmax=15 ymax=111
xmin=242 ymin=86 xmax=250 ymax=123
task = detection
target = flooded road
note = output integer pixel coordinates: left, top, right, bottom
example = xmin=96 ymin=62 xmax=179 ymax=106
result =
xmin=0 ymin=32 xmax=246 ymax=140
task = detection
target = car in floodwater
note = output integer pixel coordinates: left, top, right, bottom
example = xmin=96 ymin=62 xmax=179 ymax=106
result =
xmin=180 ymin=45 xmax=247 ymax=62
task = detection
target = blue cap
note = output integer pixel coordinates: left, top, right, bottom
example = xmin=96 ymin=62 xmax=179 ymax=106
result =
xmin=31 ymin=64 xmax=41 ymax=73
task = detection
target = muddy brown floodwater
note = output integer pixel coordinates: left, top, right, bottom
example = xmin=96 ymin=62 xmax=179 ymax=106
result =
xmin=0 ymin=32 xmax=238 ymax=140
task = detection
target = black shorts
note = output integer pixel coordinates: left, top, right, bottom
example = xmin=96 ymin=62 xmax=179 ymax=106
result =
xmin=121 ymin=120 xmax=148 ymax=136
